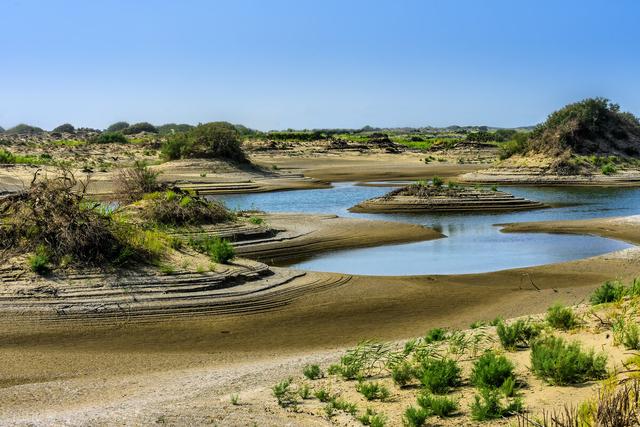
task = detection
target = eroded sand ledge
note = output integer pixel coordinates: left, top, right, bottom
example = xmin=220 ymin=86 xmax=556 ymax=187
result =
xmin=350 ymin=187 xmax=546 ymax=213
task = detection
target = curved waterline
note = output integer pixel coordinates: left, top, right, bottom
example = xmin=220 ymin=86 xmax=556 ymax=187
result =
xmin=217 ymin=183 xmax=640 ymax=276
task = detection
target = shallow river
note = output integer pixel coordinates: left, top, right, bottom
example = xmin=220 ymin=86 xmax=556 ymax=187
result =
xmin=217 ymin=184 xmax=639 ymax=275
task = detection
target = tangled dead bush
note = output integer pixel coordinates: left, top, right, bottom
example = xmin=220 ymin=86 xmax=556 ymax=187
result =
xmin=139 ymin=190 xmax=234 ymax=227
xmin=114 ymin=161 xmax=163 ymax=202
xmin=0 ymin=170 xmax=163 ymax=270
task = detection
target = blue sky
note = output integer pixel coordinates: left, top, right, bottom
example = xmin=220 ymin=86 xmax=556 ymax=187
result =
xmin=1 ymin=0 xmax=638 ymax=130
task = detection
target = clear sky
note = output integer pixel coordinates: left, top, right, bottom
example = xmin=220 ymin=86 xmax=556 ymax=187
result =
xmin=1 ymin=0 xmax=639 ymax=131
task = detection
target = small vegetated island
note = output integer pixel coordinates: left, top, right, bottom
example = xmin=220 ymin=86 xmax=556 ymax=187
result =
xmin=463 ymin=97 xmax=640 ymax=184
xmin=350 ymin=178 xmax=546 ymax=213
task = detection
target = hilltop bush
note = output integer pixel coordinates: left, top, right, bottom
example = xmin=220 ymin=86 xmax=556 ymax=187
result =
xmin=161 ymin=122 xmax=247 ymax=162
xmin=106 ymin=121 xmax=130 ymax=132
xmin=5 ymin=123 xmax=44 ymax=134
xmin=157 ymin=123 xmax=194 ymax=135
xmin=52 ymin=123 xmax=75 ymax=133
xmin=530 ymin=336 xmax=607 ymax=385
xmin=122 ymin=122 xmax=158 ymax=134
xmin=528 ymin=97 xmax=640 ymax=157
xmin=92 ymin=132 xmax=128 ymax=144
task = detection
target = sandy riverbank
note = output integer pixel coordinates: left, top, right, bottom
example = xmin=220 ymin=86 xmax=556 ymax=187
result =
xmin=2 ymin=212 xmax=640 ymax=425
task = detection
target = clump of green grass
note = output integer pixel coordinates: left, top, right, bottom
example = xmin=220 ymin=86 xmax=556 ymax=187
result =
xmin=546 ymin=303 xmax=579 ymax=330
xmin=302 ymin=364 xmax=323 ymax=380
xmin=416 ymin=392 xmax=458 ymax=417
xmin=470 ymin=351 xmax=516 ymax=390
xmin=530 ymin=336 xmax=608 ymax=385
xmin=403 ymin=406 xmax=429 ymax=427
xmin=390 ymin=360 xmax=414 ymax=387
xmin=272 ymin=378 xmax=298 ymax=408
xmin=416 ymin=357 xmax=461 ymax=394
xmin=298 ymin=384 xmax=311 ymax=399
xmin=356 ymin=381 xmax=390 ymax=401
xmin=329 ymin=398 xmax=358 ymax=416
xmin=590 ymin=281 xmax=626 ymax=304
xmin=470 ymin=388 xmax=523 ymax=421
xmin=229 ymin=394 xmax=239 ymax=405
xmin=357 ymin=407 xmax=387 ymax=427
xmin=329 ymin=341 xmax=395 ymax=380
xmin=28 ymin=244 xmax=50 ymax=274
xmin=248 ymin=216 xmax=264 ymax=225
xmin=601 ymin=163 xmax=617 ymax=175
xmin=424 ymin=327 xmax=447 ymax=343
xmin=314 ymin=388 xmax=335 ymax=402
xmin=612 ymin=316 xmax=640 ymax=350
xmin=496 ymin=319 xmax=542 ymax=351
xmin=431 ymin=176 xmax=444 ymax=187
xmin=189 ymin=235 xmax=235 ymax=264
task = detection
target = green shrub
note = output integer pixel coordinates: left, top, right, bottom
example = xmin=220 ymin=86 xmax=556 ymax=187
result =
xmin=272 ymin=378 xmax=298 ymax=408
xmin=470 ymin=351 xmax=516 ymax=389
xmin=357 ymin=408 xmax=387 ymax=427
xmin=590 ymin=281 xmax=626 ymax=304
xmin=229 ymin=393 xmax=239 ymax=405
xmin=106 ymin=121 xmax=130 ymax=132
xmin=29 ymin=245 xmax=50 ymax=274
xmin=302 ymin=364 xmax=322 ymax=380
xmin=470 ymin=388 xmax=523 ymax=421
xmin=92 ymin=132 xmax=128 ymax=144
xmin=496 ymin=319 xmax=542 ymax=351
xmin=530 ymin=336 xmax=608 ymax=385
xmin=601 ymin=163 xmax=617 ymax=175
xmin=424 ymin=327 xmax=447 ymax=343
xmin=356 ymin=381 xmax=390 ymax=401
xmin=546 ymin=303 xmax=579 ymax=330
xmin=416 ymin=357 xmax=461 ymax=394
xmin=416 ymin=392 xmax=458 ymax=417
xmin=161 ymin=132 xmax=191 ymax=160
xmin=402 ymin=406 xmax=429 ymax=427
xmin=157 ymin=123 xmax=194 ymax=135
xmin=390 ymin=360 xmax=414 ymax=387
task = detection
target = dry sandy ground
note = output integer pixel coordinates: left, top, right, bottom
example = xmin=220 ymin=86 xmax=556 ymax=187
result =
xmin=250 ymin=152 xmax=480 ymax=183
xmin=1 ymin=216 xmax=640 ymax=425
